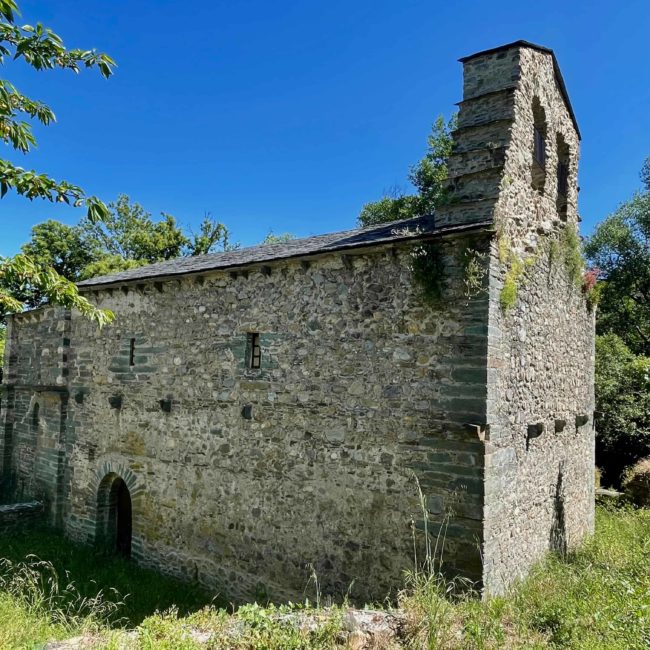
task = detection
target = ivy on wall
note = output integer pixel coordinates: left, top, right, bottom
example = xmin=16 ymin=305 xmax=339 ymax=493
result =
xmin=410 ymin=240 xmax=489 ymax=306
xmin=410 ymin=243 xmax=446 ymax=305
xmin=498 ymin=224 xmax=598 ymax=313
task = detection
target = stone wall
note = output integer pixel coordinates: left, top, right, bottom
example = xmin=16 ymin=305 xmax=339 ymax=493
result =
xmin=2 ymin=237 xmax=490 ymax=602
xmin=0 ymin=310 xmax=69 ymax=523
xmin=0 ymin=40 xmax=595 ymax=600
xmin=0 ymin=501 xmax=43 ymax=530
xmin=436 ymin=42 xmax=594 ymax=593
xmin=479 ymin=46 xmax=594 ymax=592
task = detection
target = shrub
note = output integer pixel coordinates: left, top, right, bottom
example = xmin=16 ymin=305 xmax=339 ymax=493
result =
xmin=595 ymin=334 xmax=650 ymax=486
xmin=622 ymin=458 xmax=650 ymax=507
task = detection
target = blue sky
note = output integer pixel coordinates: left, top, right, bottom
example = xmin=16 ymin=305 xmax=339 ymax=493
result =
xmin=2 ymin=0 xmax=649 ymax=255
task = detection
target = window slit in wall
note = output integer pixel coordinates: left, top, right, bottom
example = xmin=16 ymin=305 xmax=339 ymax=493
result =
xmin=534 ymin=127 xmax=546 ymax=167
xmin=31 ymin=402 xmax=40 ymax=434
xmin=248 ymin=333 xmax=261 ymax=369
xmin=129 ymin=338 xmax=135 ymax=367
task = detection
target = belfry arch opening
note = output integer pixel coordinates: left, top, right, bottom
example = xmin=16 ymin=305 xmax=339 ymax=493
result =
xmin=556 ymin=133 xmax=570 ymax=220
xmin=96 ymin=473 xmax=132 ymax=557
xmin=531 ymin=97 xmax=547 ymax=193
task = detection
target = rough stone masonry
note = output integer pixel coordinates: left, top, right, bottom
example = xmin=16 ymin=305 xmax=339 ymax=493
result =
xmin=0 ymin=41 xmax=594 ymax=601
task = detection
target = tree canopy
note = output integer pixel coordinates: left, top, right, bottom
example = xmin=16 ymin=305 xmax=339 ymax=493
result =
xmin=0 ymin=0 xmax=115 ymax=325
xmin=586 ymin=157 xmax=650 ymax=485
xmin=594 ymin=333 xmax=650 ymax=484
xmin=358 ymin=115 xmax=455 ymax=227
xmin=261 ymin=232 xmax=296 ymax=245
xmin=1 ymin=195 xmax=232 ymax=315
xmin=585 ymin=160 xmax=650 ymax=356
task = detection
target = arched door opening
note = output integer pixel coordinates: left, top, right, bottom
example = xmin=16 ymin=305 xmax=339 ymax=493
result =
xmin=96 ymin=474 xmax=132 ymax=558
xmin=115 ymin=478 xmax=132 ymax=557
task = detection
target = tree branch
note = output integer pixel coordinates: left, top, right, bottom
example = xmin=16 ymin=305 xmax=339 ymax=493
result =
xmin=0 ymin=159 xmax=109 ymax=221
xmin=0 ymin=254 xmax=113 ymax=325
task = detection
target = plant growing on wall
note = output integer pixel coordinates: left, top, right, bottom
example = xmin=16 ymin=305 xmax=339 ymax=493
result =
xmin=410 ymin=243 xmax=446 ymax=305
xmin=499 ymin=253 xmax=525 ymax=311
xmin=499 ymin=223 xmax=591 ymax=313
xmin=459 ymin=246 xmax=488 ymax=301
xmin=497 ymin=232 xmax=529 ymax=312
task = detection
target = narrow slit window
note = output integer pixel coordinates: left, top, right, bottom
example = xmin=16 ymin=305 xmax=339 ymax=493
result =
xmin=248 ymin=333 xmax=261 ymax=369
xmin=31 ymin=403 xmax=40 ymax=433
xmin=129 ymin=338 xmax=136 ymax=366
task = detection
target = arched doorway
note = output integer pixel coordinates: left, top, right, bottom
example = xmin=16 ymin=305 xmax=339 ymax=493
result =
xmin=114 ymin=478 xmax=132 ymax=557
xmin=96 ymin=474 xmax=132 ymax=557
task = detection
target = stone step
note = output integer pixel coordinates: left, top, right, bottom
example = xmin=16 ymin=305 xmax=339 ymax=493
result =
xmin=445 ymin=168 xmax=503 ymax=203
xmin=457 ymin=87 xmax=516 ymax=129
xmin=436 ymin=198 xmax=498 ymax=228
xmin=461 ymin=44 xmax=520 ymax=99
xmin=451 ymin=120 xmax=513 ymax=155
xmin=447 ymin=145 xmax=507 ymax=178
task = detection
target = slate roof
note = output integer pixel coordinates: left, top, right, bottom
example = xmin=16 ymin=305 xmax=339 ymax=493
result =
xmin=78 ymin=215 xmax=488 ymax=288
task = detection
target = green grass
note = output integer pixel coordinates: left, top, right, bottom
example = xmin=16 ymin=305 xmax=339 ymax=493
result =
xmin=401 ymin=504 xmax=650 ymax=649
xmin=510 ymin=503 xmax=650 ymax=649
xmin=0 ymin=525 xmax=221 ymax=628
xmin=0 ymin=506 xmax=648 ymax=649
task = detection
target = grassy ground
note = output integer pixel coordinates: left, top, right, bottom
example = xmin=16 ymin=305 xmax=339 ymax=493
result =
xmin=0 ymin=526 xmax=220 ymax=645
xmin=403 ymin=502 xmax=650 ymax=649
xmin=0 ymin=504 xmax=648 ymax=648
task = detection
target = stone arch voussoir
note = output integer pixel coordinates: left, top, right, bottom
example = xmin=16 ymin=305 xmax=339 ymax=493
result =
xmin=91 ymin=457 xmax=144 ymax=555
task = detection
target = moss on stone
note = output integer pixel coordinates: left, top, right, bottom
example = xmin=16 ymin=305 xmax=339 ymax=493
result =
xmin=559 ymin=225 xmax=583 ymax=288
xmin=500 ymin=254 xmax=525 ymax=311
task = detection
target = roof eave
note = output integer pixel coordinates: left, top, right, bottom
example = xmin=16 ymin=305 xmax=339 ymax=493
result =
xmin=78 ymin=220 xmax=494 ymax=292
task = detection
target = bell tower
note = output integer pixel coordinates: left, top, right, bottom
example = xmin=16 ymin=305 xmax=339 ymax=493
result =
xmin=438 ymin=40 xmax=580 ymax=256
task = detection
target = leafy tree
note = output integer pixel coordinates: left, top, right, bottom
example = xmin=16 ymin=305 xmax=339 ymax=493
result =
xmin=80 ymin=195 xmax=187 ymax=265
xmin=641 ymin=158 xmax=650 ymax=191
xmin=586 ymin=157 xmax=650 ymax=485
xmin=79 ymin=255 xmax=145 ymax=282
xmin=21 ymin=220 xmax=94 ymax=282
xmin=187 ymin=213 xmax=235 ymax=256
xmin=0 ymin=0 xmax=115 ymax=324
xmin=594 ymin=334 xmax=650 ymax=486
xmin=1 ymin=220 xmax=93 ymax=313
xmin=1 ymin=196 xmax=233 ymax=313
xmin=261 ymin=232 xmax=296 ymax=245
xmin=80 ymin=196 xmax=232 ymax=265
xmin=358 ymin=115 xmax=455 ymax=227
xmin=585 ymin=159 xmax=650 ymax=357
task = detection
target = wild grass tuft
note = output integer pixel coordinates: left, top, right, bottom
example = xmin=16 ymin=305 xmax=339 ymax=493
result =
xmin=0 ymin=506 xmax=648 ymax=648
xmin=0 ymin=525 xmax=218 ymax=627
xmin=0 ymin=555 xmax=122 ymax=648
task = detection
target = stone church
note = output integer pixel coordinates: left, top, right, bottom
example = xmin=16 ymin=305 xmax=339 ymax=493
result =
xmin=1 ymin=41 xmax=595 ymax=601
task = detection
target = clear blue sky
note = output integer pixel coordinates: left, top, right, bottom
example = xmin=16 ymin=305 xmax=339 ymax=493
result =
xmin=2 ymin=0 xmax=649 ymax=255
